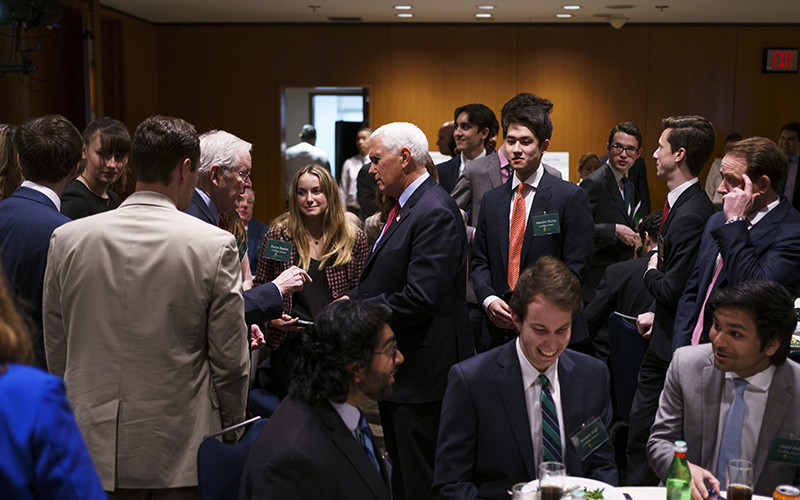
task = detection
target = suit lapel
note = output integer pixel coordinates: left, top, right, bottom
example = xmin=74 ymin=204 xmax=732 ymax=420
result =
xmin=754 ymin=363 xmax=793 ymax=483
xmin=316 ymin=404 xmax=388 ymax=498
xmin=500 ymin=181 xmax=513 ymax=274
xmin=495 ymin=341 xmax=537 ymax=479
xmin=488 ymin=154 xmax=503 ymax=188
xmin=603 ymin=165 xmax=632 ymax=225
xmin=701 ymin=354 xmax=723 ymax=467
xmin=749 ymin=198 xmax=789 ymax=246
xmin=663 ymin=182 xmax=701 ymax=235
xmin=520 ymin=170 xmax=553 ymax=265
xmin=557 ymin=352 xmax=585 ymax=475
xmin=192 ymin=190 xmax=215 ymax=225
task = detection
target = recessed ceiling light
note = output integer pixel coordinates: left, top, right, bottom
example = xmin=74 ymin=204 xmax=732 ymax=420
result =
xmin=394 ymin=5 xmax=412 ymax=10
xmin=477 ymin=5 xmax=495 ymax=9
xmin=563 ymin=5 xmax=581 ymax=9
xmin=556 ymin=13 xmax=572 ymax=17
xmin=397 ymin=12 xmax=413 ymax=17
xmin=476 ymin=13 xmax=492 ymax=18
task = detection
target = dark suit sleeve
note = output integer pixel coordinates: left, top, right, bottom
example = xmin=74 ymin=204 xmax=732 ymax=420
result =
xmin=243 ymin=283 xmax=283 ymax=325
xmin=561 ymin=186 xmax=594 ymax=285
xmin=370 ymin=205 xmax=466 ymax=331
xmin=671 ymin=227 xmax=713 ymax=349
xmin=471 ymin=195 xmax=495 ymax=304
xmin=584 ymin=269 xmax=617 ymax=338
xmin=580 ymin=177 xmax=617 ymax=248
xmin=433 ymin=365 xmax=480 ymax=500
xmin=713 ymin=219 xmax=800 ymax=284
xmin=631 ymin=159 xmax=651 ymax=219
xmin=451 ymin=169 xmax=476 ymax=242
xmin=644 ymin=212 xmax=707 ymax=306
xmin=246 ymin=447 xmax=326 ymax=499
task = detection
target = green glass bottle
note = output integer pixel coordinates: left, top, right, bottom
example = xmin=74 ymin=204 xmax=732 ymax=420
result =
xmin=666 ymin=440 xmax=691 ymax=500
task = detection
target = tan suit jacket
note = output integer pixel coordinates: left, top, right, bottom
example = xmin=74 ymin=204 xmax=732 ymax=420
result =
xmin=43 ymin=191 xmax=249 ymax=490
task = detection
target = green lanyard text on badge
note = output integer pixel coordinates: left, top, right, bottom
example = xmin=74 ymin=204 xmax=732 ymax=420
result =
xmin=265 ymin=239 xmax=293 ymax=262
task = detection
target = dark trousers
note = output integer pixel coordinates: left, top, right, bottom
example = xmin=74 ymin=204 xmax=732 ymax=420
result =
xmin=378 ymin=400 xmax=441 ymax=500
xmin=468 ymin=303 xmax=486 ymax=353
xmin=626 ymin=348 xmax=669 ymax=485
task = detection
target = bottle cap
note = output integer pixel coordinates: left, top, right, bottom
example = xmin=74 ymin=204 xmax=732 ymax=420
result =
xmin=674 ymin=440 xmax=688 ymax=453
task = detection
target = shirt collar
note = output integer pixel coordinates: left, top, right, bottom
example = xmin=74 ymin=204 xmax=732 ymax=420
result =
xmin=330 ymin=400 xmax=361 ymax=433
xmin=515 ymin=336 xmax=559 ymax=390
xmin=194 ymin=187 xmax=219 ymax=222
xmin=725 ymin=364 xmax=775 ymax=393
xmin=499 ymin=147 xmax=509 ymax=168
xmin=21 ymin=180 xmax=61 ymax=211
xmin=608 ymin=162 xmax=627 ymax=185
xmin=460 ymin=149 xmax=487 ymax=168
xmin=747 ymin=198 xmax=780 ymax=227
xmin=667 ymin=177 xmax=699 ymax=208
xmin=398 ymin=171 xmax=430 ymax=208
xmin=511 ymin=163 xmax=544 ymax=191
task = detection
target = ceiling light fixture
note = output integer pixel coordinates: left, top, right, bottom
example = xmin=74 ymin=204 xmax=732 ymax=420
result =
xmin=476 ymin=13 xmax=492 ymax=18
xmin=556 ymin=13 xmax=572 ymax=18
xmin=477 ymin=5 xmax=495 ymax=9
xmin=563 ymin=5 xmax=581 ymax=9
xmin=397 ymin=12 xmax=413 ymax=17
xmin=394 ymin=5 xmax=412 ymax=10
xmin=609 ymin=16 xmax=628 ymax=28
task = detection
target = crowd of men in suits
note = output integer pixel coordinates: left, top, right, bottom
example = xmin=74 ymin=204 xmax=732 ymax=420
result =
xmin=1 ymin=97 xmax=800 ymax=500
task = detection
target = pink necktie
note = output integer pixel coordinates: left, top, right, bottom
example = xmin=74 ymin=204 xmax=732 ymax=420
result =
xmin=691 ymin=256 xmax=723 ymax=345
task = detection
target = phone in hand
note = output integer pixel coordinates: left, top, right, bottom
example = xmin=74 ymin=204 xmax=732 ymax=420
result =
xmin=295 ymin=319 xmax=314 ymax=327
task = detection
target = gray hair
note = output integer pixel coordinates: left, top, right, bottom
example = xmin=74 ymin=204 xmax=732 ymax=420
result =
xmin=198 ymin=130 xmax=252 ymax=178
xmin=371 ymin=122 xmax=429 ymax=168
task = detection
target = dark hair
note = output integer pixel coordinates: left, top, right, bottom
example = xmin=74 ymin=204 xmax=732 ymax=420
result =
xmin=639 ymin=209 xmax=662 ymax=242
xmin=608 ymin=122 xmax=643 ymax=149
xmin=578 ymin=152 xmax=600 ymax=171
xmin=501 ymin=93 xmax=554 ymax=144
xmin=725 ymin=137 xmax=788 ymax=192
xmin=661 ymin=115 xmax=716 ymax=177
xmin=509 ymin=256 xmax=582 ymax=322
xmin=300 ymin=124 xmax=316 ymax=140
xmin=14 ymin=115 xmax=82 ymax=183
xmin=725 ymin=133 xmax=743 ymax=145
xmin=707 ymin=280 xmax=794 ymax=366
xmin=454 ymin=103 xmax=499 ymax=150
xmin=130 ymin=116 xmax=200 ymax=185
xmin=83 ymin=117 xmax=131 ymax=156
xmin=290 ymin=300 xmax=392 ymax=405
xmin=0 ymin=124 xmax=19 ymax=199
xmin=780 ymin=122 xmax=800 ymax=138
xmin=357 ymin=126 xmax=372 ymax=135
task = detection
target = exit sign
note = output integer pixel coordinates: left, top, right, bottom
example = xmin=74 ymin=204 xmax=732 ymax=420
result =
xmin=764 ymin=48 xmax=798 ymax=73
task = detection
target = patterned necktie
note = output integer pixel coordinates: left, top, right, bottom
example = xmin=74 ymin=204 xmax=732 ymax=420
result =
xmin=539 ymin=374 xmax=562 ymax=464
xmin=622 ymin=176 xmax=631 ymax=216
xmin=358 ymin=411 xmax=381 ymax=473
xmin=691 ymin=256 xmax=723 ymax=345
xmin=717 ymin=378 xmax=748 ymax=484
xmin=508 ymin=183 xmax=527 ymax=290
xmin=659 ymin=200 xmax=670 ymax=235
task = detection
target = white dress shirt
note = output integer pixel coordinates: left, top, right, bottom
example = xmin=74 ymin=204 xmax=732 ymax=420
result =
xmin=21 ymin=180 xmax=61 ymax=211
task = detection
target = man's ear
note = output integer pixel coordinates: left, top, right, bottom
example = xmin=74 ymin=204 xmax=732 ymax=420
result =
xmin=209 ymin=163 xmax=223 ymax=186
xmin=479 ymin=127 xmax=489 ymax=141
xmin=764 ymin=335 xmax=781 ymax=358
xmin=347 ymin=361 xmax=367 ymax=384
xmin=399 ymin=147 xmax=412 ymax=171
xmin=675 ymin=147 xmax=686 ymax=163
xmin=540 ymin=139 xmax=550 ymax=155
xmin=177 ymin=157 xmax=192 ymax=184
xmin=752 ymin=174 xmax=771 ymax=195
xmin=511 ymin=311 xmax=523 ymax=333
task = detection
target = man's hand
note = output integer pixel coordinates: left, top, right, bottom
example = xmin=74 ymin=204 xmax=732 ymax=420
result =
xmin=647 ymin=251 xmax=659 ymax=271
xmin=637 ymin=311 xmax=654 ymax=339
xmin=272 ymin=266 xmax=311 ymax=296
xmin=615 ymin=224 xmax=641 ymax=247
xmin=250 ymin=324 xmax=266 ymax=350
xmin=688 ymin=462 xmax=720 ymax=500
xmin=269 ymin=314 xmax=305 ymax=332
xmin=722 ymin=173 xmax=756 ymax=221
xmin=487 ymin=298 xmax=515 ymax=330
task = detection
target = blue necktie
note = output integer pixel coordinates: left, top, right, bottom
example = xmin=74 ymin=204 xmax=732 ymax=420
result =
xmin=358 ymin=411 xmax=381 ymax=473
xmin=539 ymin=374 xmax=563 ymax=464
xmin=717 ymin=378 xmax=748 ymax=484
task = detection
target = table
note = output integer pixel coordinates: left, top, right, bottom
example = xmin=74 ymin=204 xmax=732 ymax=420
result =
xmin=619 ymin=486 xmax=771 ymax=500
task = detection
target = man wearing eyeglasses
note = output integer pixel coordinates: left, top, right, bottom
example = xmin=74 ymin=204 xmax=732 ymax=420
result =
xmin=185 ymin=130 xmax=310 ymax=329
xmin=580 ymin=122 xmax=645 ymax=304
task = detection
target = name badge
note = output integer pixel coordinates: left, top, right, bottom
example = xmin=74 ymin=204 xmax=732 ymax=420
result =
xmin=532 ymin=213 xmax=560 ymax=236
xmin=265 ymin=239 xmax=293 ymax=262
xmin=569 ymin=417 xmax=610 ymax=461
xmin=768 ymin=437 xmax=800 ymax=466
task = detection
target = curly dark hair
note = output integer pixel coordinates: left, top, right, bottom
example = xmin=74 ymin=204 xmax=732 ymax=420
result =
xmin=290 ymin=300 xmax=392 ymax=405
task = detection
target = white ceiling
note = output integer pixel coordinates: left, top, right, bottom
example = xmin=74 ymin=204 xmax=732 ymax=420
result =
xmin=102 ymin=0 xmax=800 ymax=25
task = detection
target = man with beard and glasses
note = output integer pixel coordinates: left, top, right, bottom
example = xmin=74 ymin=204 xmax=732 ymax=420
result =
xmin=240 ymin=300 xmax=402 ymax=500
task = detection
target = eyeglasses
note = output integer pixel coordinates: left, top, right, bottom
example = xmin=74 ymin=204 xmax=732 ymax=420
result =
xmin=236 ymin=170 xmax=251 ymax=181
xmin=611 ymin=143 xmax=639 ymax=155
xmin=375 ymin=339 xmax=399 ymax=361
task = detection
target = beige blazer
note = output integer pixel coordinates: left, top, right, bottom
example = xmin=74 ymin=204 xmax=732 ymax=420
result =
xmin=43 ymin=191 xmax=249 ymax=490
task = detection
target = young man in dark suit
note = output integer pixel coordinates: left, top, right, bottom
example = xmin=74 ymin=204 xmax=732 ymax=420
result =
xmin=627 ymin=115 xmax=717 ymax=485
xmin=0 ymin=115 xmax=80 ymax=368
xmin=436 ymin=103 xmax=499 ymax=194
xmin=471 ymin=93 xmax=594 ymax=351
xmin=434 ymin=256 xmax=617 ymax=500
xmin=240 ymin=300 xmax=400 ymax=500
xmin=347 ymin=121 xmax=472 ymax=500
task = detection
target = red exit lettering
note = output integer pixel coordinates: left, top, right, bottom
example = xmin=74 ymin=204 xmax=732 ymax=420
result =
xmin=772 ymin=51 xmax=796 ymax=69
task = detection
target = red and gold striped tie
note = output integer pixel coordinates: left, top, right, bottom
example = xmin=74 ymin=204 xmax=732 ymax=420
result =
xmin=508 ymin=183 xmax=527 ymax=290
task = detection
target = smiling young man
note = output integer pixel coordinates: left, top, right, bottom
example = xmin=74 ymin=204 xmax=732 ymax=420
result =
xmin=434 ymin=256 xmax=617 ymax=500
xmin=435 ymin=103 xmax=499 ymax=193
xmin=648 ymin=279 xmax=800 ymax=499
xmin=471 ymin=93 xmax=593 ymax=351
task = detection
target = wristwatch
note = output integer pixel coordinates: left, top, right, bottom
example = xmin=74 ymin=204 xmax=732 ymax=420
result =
xmin=725 ymin=216 xmax=745 ymax=224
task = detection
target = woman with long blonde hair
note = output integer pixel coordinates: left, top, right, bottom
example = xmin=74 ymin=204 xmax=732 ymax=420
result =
xmin=254 ymin=164 xmax=367 ymax=398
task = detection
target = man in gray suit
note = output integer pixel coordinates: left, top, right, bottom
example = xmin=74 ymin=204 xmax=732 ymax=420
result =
xmin=648 ymin=279 xmax=800 ymax=499
xmin=44 ymin=116 xmax=249 ymax=498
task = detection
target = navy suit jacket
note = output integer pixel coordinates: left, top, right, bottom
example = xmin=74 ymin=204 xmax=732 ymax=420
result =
xmin=240 ymin=397 xmax=391 ymax=500
xmin=184 ymin=190 xmax=283 ymax=324
xmin=644 ymin=182 xmax=715 ymax=361
xmin=436 ymin=156 xmax=461 ymax=195
xmin=673 ymin=197 xmax=800 ymax=349
xmin=433 ymin=343 xmax=618 ymax=500
xmin=348 ymin=176 xmax=473 ymax=403
xmin=246 ymin=218 xmax=269 ymax=273
xmin=471 ymin=169 xmax=594 ymax=343
xmin=0 ymin=187 xmax=71 ymax=367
